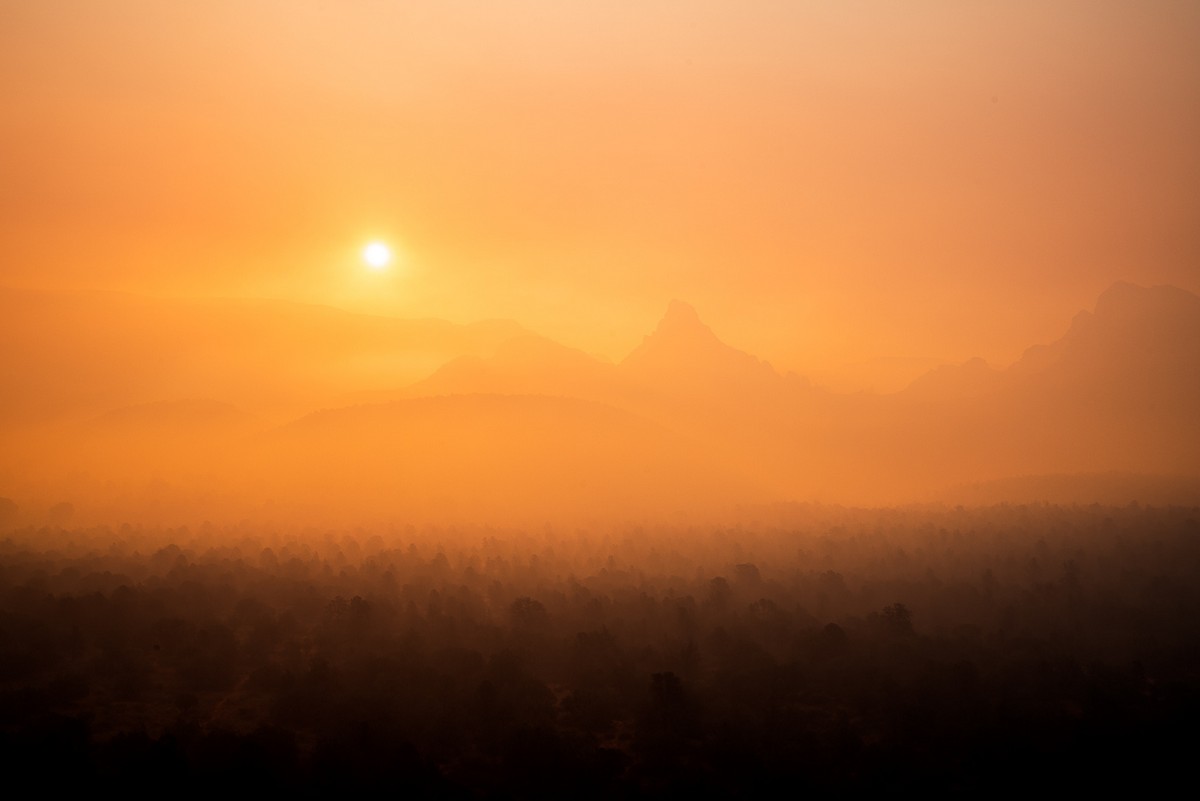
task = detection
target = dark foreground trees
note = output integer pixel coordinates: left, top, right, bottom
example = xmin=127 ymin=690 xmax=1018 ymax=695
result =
xmin=1 ymin=503 xmax=1197 ymax=795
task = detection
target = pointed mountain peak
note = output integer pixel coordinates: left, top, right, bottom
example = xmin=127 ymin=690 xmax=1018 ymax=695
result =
xmin=659 ymin=299 xmax=703 ymax=329
xmin=634 ymin=300 xmax=724 ymax=354
xmin=621 ymin=300 xmax=782 ymax=390
xmin=638 ymin=299 xmax=717 ymax=345
xmin=649 ymin=299 xmax=722 ymax=342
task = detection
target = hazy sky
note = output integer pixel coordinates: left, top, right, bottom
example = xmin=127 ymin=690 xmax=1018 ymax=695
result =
xmin=3 ymin=1 xmax=1198 ymax=388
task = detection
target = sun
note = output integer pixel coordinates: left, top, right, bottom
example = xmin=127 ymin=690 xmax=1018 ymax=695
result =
xmin=362 ymin=241 xmax=392 ymax=271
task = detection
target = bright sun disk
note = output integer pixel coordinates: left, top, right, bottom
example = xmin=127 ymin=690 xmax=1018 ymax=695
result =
xmin=362 ymin=241 xmax=392 ymax=270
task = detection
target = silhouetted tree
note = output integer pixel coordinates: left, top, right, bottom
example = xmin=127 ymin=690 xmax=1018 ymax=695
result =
xmin=510 ymin=596 xmax=548 ymax=627
xmin=880 ymin=602 xmax=914 ymax=636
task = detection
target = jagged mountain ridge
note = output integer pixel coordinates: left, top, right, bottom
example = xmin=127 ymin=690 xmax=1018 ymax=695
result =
xmin=381 ymin=282 xmax=1200 ymax=501
xmin=4 ymin=282 xmax=1198 ymax=519
xmin=620 ymin=299 xmax=782 ymax=390
xmin=905 ymin=282 xmax=1200 ymax=403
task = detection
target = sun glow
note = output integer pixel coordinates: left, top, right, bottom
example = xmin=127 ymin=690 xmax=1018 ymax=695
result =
xmin=362 ymin=241 xmax=392 ymax=271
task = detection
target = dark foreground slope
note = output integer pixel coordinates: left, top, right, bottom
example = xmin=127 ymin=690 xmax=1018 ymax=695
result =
xmin=2 ymin=504 xmax=1197 ymax=796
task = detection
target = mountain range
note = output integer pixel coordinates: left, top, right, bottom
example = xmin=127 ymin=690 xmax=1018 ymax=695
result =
xmin=1 ymin=281 xmax=1197 ymax=523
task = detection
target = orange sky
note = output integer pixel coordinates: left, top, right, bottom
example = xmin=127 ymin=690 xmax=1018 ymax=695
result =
xmin=3 ymin=1 xmax=1198 ymax=389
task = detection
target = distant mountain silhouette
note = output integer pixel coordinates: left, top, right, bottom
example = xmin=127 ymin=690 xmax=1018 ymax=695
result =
xmin=4 ymin=282 xmax=1197 ymax=517
xmin=405 ymin=335 xmax=619 ymax=400
xmin=900 ymin=357 xmax=1003 ymax=401
xmin=620 ymin=300 xmax=787 ymax=397
xmin=403 ymin=301 xmax=813 ymax=409
xmin=0 ymin=288 xmax=526 ymax=422
xmin=892 ymin=282 xmax=1200 ymax=491
xmin=1009 ymin=282 xmax=1200 ymax=402
xmin=905 ymin=282 xmax=1200 ymax=402
xmin=360 ymin=285 xmax=1200 ymax=504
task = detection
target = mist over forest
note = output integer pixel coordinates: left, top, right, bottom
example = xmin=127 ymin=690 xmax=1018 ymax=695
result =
xmin=3 ymin=505 xmax=1197 ymax=794
xmin=2 ymin=281 xmax=1199 ymax=795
